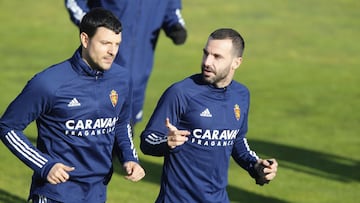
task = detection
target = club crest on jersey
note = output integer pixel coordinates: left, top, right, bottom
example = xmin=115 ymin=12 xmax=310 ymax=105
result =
xmin=234 ymin=104 xmax=241 ymax=120
xmin=109 ymin=90 xmax=118 ymax=107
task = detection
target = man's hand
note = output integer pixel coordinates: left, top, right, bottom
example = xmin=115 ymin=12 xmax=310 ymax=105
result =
xmin=165 ymin=118 xmax=191 ymax=149
xmin=123 ymin=161 xmax=145 ymax=182
xmin=254 ymin=159 xmax=278 ymax=186
xmin=47 ymin=163 xmax=75 ymax=184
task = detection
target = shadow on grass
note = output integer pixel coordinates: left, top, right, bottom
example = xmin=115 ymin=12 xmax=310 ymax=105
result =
xmin=227 ymin=185 xmax=288 ymax=203
xmin=250 ymin=139 xmax=360 ymax=182
xmin=113 ymin=138 xmax=359 ymax=202
xmin=28 ymin=135 xmax=359 ymax=183
xmin=0 ymin=189 xmax=26 ymax=203
xmin=26 ymin=135 xmax=359 ymax=202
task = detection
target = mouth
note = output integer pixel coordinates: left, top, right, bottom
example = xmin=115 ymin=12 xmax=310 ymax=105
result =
xmin=103 ymin=57 xmax=114 ymax=64
xmin=202 ymin=66 xmax=214 ymax=76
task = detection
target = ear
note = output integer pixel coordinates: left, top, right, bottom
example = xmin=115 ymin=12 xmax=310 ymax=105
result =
xmin=232 ymin=56 xmax=242 ymax=70
xmin=80 ymin=32 xmax=89 ymax=48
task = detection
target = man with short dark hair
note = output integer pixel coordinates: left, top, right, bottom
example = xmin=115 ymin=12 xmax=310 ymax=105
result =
xmin=141 ymin=28 xmax=278 ymax=203
xmin=65 ymin=0 xmax=188 ymax=126
xmin=0 ymin=8 xmax=145 ymax=203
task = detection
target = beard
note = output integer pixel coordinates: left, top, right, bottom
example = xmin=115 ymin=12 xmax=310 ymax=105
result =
xmin=201 ymin=64 xmax=231 ymax=87
xmin=201 ymin=66 xmax=220 ymax=84
xmin=201 ymin=65 xmax=215 ymax=83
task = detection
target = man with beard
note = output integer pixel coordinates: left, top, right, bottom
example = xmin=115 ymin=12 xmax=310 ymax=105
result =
xmin=140 ymin=28 xmax=278 ymax=203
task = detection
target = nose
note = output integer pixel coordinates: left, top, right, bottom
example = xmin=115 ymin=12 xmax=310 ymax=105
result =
xmin=108 ymin=45 xmax=118 ymax=56
xmin=203 ymin=54 xmax=213 ymax=66
xmin=107 ymin=47 xmax=114 ymax=56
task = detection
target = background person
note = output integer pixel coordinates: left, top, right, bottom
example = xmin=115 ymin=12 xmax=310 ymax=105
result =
xmin=0 ymin=8 xmax=145 ymax=203
xmin=140 ymin=28 xmax=278 ymax=203
xmin=65 ymin=0 xmax=187 ymax=126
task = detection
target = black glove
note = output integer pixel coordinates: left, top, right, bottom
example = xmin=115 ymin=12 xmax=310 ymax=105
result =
xmin=165 ymin=23 xmax=187 ymax=45
xmin=254 ymin=160 xmax=273 ymax=186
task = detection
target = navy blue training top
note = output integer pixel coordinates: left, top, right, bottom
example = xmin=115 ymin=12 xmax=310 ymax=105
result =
xmin=0 ymin=48 xmax=138 ymax=203
xmin=141 ymin=74 xmax=259 ymax=203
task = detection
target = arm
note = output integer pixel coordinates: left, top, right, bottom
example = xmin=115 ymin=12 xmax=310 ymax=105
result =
xmin=114 ymin=84 xmax=139 ymax=164
xmin=162 ymin=0 xmax=187 ymax=45
xmin=231 ymin=103 xmax=278 ymax=185
xmin=140 ymin=84 xmax=186 ymax=156
xmin=113 ymin=82 xmax=145 ymax=181
xmin=0 ymin=75 xmax=59 ymax=180
xmin=232 ymin=137 xmax=259 ymax=175
xmin=232 ymin=135 xmax=279 ymax=185
xmin=64 ymin=0 xmax=89 ymax=26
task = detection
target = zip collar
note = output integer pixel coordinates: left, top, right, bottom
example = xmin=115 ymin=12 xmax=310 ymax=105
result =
xmin=191 ymin=74 xmax=233 ymax=92
xmin=70 ymin=47 xmax=104 ymax=78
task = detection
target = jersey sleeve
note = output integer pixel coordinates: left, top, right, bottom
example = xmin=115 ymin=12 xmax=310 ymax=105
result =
xmin=65 ymin=0 xmax=89 ymax=26
xmin=140 ymin=84 xmax=185 ymax=156
xmin=231 ymin=93 xmax=259 ymax=177
xmin=162 ymin=0 xmax=184 ymax=27
xmin=162 ymin=0 xmax=187 ymax=45
xmin=113 ymin=81 xmax=139 ymax=164
xmin=0 ymin=74 xmax=58 ymax=179
xmin=232 ymin=137 xmax=259 ymax=177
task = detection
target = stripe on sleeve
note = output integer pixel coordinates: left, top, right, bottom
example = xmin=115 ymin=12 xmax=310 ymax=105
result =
xmin=243 ymin=138 xmax=259 ymax=159
xmin=66 ymin=0 xmax=86 ymax=23
xmin=145 ymin=133 xmax=168 ymax=145
xmin=5 ymin=130 xmax=47 ymax=168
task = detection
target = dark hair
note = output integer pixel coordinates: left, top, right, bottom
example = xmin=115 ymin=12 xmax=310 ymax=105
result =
xmin=209 ymin=28 xmax=245 ymax=57
xmin=79 ymin=8 xmax=122 ymax=38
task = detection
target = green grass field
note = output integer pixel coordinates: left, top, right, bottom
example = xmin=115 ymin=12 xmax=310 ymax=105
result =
xmin=0 ymin=0 xmax=359 ymax=202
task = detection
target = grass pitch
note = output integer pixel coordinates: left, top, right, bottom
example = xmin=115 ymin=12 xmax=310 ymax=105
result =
xmin=0 ymin=0 xmax=359 ymax=202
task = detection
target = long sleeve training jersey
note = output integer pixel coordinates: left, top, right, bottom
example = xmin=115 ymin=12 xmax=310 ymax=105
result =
xmin=0 ymin=48 xmax=138 ymax=203
xmin=141 ymin=74 xmax=259 ymax=203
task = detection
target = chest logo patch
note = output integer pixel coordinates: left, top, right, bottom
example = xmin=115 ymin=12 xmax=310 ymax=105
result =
xmin=234 ymin=104 xmax=241 ymax=121
xmin=109 ymin=90 xmax=118 ymax=107
xmin=200 ymin=108 xmax=212 ymax=117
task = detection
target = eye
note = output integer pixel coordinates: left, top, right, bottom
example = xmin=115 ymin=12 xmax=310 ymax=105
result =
xmin=100 ymin=40 xmax=110 ymax=45
xmin=214 ymin=54 xmax=221 ymax=59
xmin=202 ymin=49 xmax=209 ymax=56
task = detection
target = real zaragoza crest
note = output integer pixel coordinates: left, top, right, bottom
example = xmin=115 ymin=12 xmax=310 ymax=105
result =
xmin=109 ymin=90 xmax=118 ymax=107
xmin=234 ymin=104 xmax=241 ymax=121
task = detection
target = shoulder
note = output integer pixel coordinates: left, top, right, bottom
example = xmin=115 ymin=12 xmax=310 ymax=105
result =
xmin=29 ymin=60 xmax=75 ymax=90
xmin=164 ymin=74 xmax=199 ymax=95
xmin=229 ymin=80 xmax=250 ymax=94
xmin=105 ymin=63 xmax=131 ymax=82
xmin=16 ymin=60 xmax=76 ymax=105
xmin=108 ymin=63 xmax=130 ymax=75
xmin=169 ymin=74 xmax=202 ymax=90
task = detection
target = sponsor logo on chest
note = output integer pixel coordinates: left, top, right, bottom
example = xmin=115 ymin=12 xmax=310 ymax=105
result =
xmin=191 ymin=128 xmax=239 ymax=147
